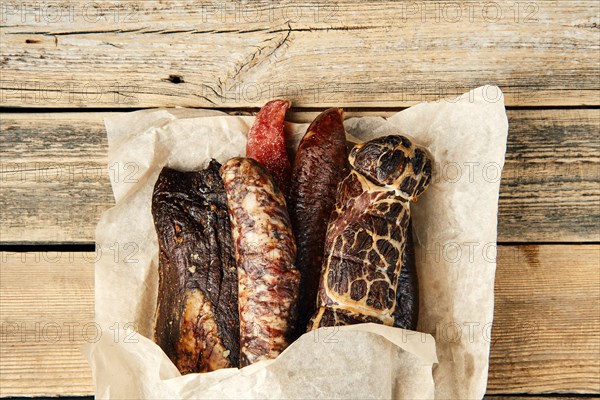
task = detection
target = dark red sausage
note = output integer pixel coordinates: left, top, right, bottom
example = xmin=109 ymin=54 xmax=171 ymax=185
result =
xmin=394 ymin=222 xmax=419 ymax=330
xmin=288 ymin=108 xmax=348 ymax=335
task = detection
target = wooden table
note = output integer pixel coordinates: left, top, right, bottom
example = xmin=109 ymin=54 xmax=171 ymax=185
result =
xmin=1 ymin=1 xmax=598 ymax=397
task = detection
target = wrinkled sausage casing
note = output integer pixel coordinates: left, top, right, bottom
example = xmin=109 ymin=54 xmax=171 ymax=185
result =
xmin=394 ymin=222 xmax=419 ymax=330
xmin=220 ymin=157 xmax=300 ymax=367
xmin=246 ymin=99 xmax=292 ymax=195
xmin=309 ymin=135 xmax=432 ymax=329
xmin=288 ymin=108 xmax=348 ymax=335
xmin=152 ymin=160 xmax=240 ymax=373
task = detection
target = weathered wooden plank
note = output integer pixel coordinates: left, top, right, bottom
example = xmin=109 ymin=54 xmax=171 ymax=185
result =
xmin=1 ymin=109 xmax=598 ymax=244
xmin=0 ymin=252 xmax=95 ymax=397
xmin=0 ymin=112 xmax=115 ymax=243
xmin=1 ymin=245 xmax=597 ymax=396
xmin=486 ymin=245 xmax=600 ymax=394
xmin=1 ymin=0 xmax=598 ymax=108
xmin=498 ymin=109 xmax=600 ymax=242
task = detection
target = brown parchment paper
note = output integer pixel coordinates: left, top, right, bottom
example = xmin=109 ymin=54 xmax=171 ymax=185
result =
xmin=83 ymin=86 xmax=508 ymax=399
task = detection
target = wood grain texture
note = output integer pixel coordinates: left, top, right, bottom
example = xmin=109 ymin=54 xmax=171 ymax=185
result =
xmin=0 ymin=112 xmax=116 ymax=243
xmin=487 ymin=245 xmax=600 ymax=394
xmin=1 ymin=245 xmax=597 ymax=396
xmin=1 ymin=109 xmax=598 ymax=244
xmin=499 ymin=109 xmax=600 ymax=242
xmin=1 ymin=0 xmax=599 ymax=108
xmin=0 ymin=252 xmax=95 ymax=396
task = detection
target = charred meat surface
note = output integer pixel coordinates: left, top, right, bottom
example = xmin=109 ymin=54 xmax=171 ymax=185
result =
xmin=288 ymin=108 xmax=348 ymax=335
xmin=309 ymin=135 xmax=432 ymax=330
xmin=394 ymin=222 xmax=419 ymax=330
xmin=220 ymin=157 xmax=300 ymax=366
xmin=152 ymin=160 xmax=239 ymax=373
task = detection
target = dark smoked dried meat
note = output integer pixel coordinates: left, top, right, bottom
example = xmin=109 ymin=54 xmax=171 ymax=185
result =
xmin=152 ymin=160 xmax=239 ymax=373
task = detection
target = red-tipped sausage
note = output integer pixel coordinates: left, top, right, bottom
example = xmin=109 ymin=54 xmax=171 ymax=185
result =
xmin=288 ymin=108 xmax=348 ymax=334
xmin=220 ymin=157 xmax=300 ymax=366
xmin=246 ymin=99 xmax=292 ymax=195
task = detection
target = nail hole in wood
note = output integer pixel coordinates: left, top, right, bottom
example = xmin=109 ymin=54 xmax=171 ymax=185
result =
xmin=167 ymin=75 xmax=184 ymax=84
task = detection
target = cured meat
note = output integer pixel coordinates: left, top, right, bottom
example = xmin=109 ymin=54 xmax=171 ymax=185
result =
xmin=152 ymin=160 xmax=239 ymax=373
xmin=220 ymin=157 xmax=300 ymax=366
xmin=246 ymin=99 xmax=292 ymax=195
xmin=309 ymin=135 xmax=432 ymax=329
xmin=394 ymin=222 xmax=419 ymax=330
xmin=288 ymin=108 xmax=348 ymax=334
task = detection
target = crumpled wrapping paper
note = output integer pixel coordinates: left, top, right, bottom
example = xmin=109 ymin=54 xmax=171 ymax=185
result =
xmin=84 ymin=86 xmax=508 ymax=399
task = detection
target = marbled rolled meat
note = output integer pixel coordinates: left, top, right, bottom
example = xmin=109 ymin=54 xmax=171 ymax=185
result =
xmin=309 ymin=135 xmax=432 ymax=329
